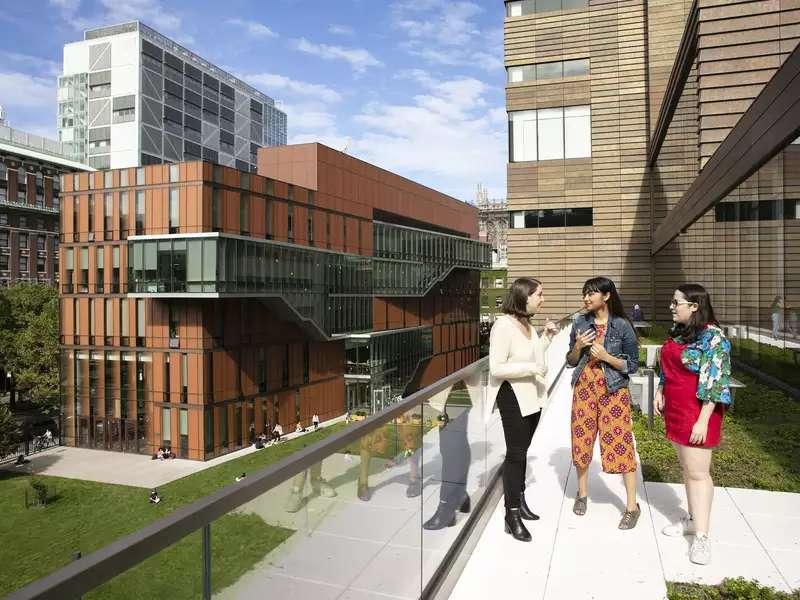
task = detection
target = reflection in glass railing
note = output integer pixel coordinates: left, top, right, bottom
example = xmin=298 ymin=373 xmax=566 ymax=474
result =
xmin=10 ymin=313 xmax=578 ymax=600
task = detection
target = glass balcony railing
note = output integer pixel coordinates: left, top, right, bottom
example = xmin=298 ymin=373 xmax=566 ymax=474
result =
xmin=12 ymin=313 xmax=577 ymax=600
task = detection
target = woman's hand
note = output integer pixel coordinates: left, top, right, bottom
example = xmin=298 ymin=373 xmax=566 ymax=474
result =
xmin=654 ymin=388 xmax=664 ymax=416
xmin=589 ymin=342 xmax=610 ymax=362
xmin=543 ymin=320 xmax=558 ymax=338
xmin=573 ymin=329 xmax=596 ymax=351
xmin=689 ymin=419 xmax=709 ymax=445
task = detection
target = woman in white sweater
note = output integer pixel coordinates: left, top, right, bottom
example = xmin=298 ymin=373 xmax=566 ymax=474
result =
xmin=489 ymin=277 xmax=557 ymax=542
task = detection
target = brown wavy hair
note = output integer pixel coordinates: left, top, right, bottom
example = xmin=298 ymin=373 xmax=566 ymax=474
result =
xmin=502 ymin=277 xmax=542 ymax=327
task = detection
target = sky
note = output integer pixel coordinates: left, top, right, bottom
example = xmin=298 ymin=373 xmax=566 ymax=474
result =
xmin=0 ymin=0 xmax=507 ymax=202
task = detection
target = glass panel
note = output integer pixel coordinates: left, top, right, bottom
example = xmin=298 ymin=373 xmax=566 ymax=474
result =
xmin=564 ymin=105 xmax=591 ymax=158
xmin=537 ymin=108 xmax=564 ymax=160
xmin=536 ymin=61 xmax=562 ymax=80
xmin=85 ymin=534 xmax=200 ymax=598
xmin=563 ymin=58 xmax=590 ymax=77
xmin=510 ymin=110 xmax=537 ymax=162
xmin=205 ymin=364 xmax=489 ymax=600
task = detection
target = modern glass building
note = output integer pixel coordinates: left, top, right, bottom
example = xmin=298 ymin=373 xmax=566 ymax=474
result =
xmin=59 ymin=144 xmax=490 ymax=459
xmin=58 ymin=21 xmax=287 ymax=171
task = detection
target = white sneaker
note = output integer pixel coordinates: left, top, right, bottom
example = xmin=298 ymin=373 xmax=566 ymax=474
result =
xmin=662 ymin=515 xmax=694 ymax=537
xmin=689 ymin=532 xmax=711 ymax=565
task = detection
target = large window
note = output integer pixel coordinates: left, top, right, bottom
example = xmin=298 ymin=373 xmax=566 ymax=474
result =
xmin=715 ymin=199 xmax=800 ymax=222
xmin=506 ymin=0 xmax=587 ymax=16
xmin=510 ymin=207 xmax=593 ymax=228
xmin=509 ymin=105 xmax=591 ymax=162
xmin=508 ymin=58 xmax=589 ymax=83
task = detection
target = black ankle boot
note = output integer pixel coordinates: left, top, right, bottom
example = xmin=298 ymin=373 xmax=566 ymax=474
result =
xmin=504 ymin=508 xmax=532 ymax=542
xmin=519 ymin=494 xmax=540 ymax=521
xmin=459 ymin=494 xmax=471 ymax=514
xmin=423 ymin=505 xmax=456 ymax=530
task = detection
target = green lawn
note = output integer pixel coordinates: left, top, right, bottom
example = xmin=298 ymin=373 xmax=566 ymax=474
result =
xmin=633 ymin=371 xmax=800 ymax=491
xmin=0 ymin=423 xmax=346 ymax=597
xmin=667 ymin=578 xmax=800 ymax=600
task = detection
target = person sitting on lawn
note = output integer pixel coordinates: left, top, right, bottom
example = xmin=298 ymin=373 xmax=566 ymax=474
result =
xmin=149 ymin=489 xmax=161 ymax=504
xmin=235 ymin=472 xmax=246 ymax=482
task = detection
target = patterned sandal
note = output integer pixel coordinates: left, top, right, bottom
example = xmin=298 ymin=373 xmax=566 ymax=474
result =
xmin=573 ymin=495 xmax=588 ymax=516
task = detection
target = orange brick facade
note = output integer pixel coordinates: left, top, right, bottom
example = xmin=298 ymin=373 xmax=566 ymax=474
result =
xmin=60 ymin=145 xmax=487 ymax=459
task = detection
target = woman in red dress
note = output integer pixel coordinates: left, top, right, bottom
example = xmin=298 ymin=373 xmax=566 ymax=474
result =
xmin=655 ymin=284 xmax=731 ymax=566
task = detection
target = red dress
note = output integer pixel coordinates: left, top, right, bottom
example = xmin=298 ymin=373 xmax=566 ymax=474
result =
xmin=660 ymin=338 xmax=725 ymax=448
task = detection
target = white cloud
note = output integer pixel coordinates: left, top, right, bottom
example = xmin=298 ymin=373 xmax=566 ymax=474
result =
xmin=291 ymin=38 xmax=383 ymax=73
xmin=226 ymin=18 xmax=277 ymax=38
xmin=284 ymin=69 xmax=506 ymax=201
xmin=0 ymin=72 xmax=56 ymax=108
xmin=392 ymin=0 xmax=482 ymax=47
xmin=390 ymin=1 xmax=503 ymax=75
xmin=244 ymin=73 xmax=342 ymax=103
xmin=0 ymin=52 xmax=62 ymax=78
xmin=49 ymin=0 xmax=194 ymax=45
xmin=328 ymin=24 xmax=354 ymax=36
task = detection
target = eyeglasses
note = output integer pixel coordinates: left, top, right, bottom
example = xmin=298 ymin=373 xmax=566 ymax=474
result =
xmin=669 ymin=299 xmax=694 ymax=308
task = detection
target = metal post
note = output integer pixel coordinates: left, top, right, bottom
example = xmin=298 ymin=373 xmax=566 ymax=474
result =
xmin=202 ymin=524 xmax=211 ymax=600
xmin=647 ymin=369 xmax=655 ymax=429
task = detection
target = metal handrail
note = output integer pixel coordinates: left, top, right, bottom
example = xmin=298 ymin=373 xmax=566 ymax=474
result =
xmin=8 ymin=310 xmax=581 ymax=600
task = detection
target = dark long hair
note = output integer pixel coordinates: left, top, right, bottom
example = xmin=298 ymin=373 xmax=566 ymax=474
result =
xmin=502 ymin=277 xmax=541 ymax=327
xmin=582 ymin=276 xmax=630 ymax=323
xmin=671 ymin=283 xmax=719 ymax=341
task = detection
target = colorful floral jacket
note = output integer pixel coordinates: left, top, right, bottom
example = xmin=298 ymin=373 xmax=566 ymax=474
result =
xmin=659 ymin=324 xmax=732 ymax=405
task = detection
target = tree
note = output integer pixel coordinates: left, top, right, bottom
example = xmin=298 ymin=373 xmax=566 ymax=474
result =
xmin=0 ymin=283 xmax=60 ymax=415
xmin=0 ymin=404 xmax=21 ymax=458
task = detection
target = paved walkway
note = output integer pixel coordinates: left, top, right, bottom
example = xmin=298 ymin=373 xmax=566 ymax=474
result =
xmin=0 ymin=418 xmax=345 ymax=488
xmin=451 ymin=359 xmax=799 ymax=599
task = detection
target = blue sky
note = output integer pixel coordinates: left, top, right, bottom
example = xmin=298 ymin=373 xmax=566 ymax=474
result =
xmin=0 ymin=0 xmax=506 ymax=202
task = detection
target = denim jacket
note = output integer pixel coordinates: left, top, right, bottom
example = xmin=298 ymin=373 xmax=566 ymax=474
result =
xmin=567 ymin=312 xmax=639 ymax=393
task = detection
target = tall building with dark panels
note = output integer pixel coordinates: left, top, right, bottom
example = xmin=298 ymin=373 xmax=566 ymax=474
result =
xmin=58 ymin=144 xmax=489 ymax=459
xmin=59 ymin=22 xmax=287 ymax=172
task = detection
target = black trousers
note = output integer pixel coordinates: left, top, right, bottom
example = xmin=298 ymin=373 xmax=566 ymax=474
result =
xmin=436 ymin=406 xmax=471 ymax=510
xmin=497 ymin=381 xmax=541 ymax=509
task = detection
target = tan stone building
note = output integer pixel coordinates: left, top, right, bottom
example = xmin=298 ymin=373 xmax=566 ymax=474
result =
xmin=504 ymin=0 xmax=800 ymax=351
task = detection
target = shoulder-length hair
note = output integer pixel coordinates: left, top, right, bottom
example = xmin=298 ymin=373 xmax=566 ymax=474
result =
xmin=502 ymin=277 xmax=541 ymax=325
xmin=582 ymin=276 xmax=630 ymax=323
xmin=671 ymin=283 xmax=719 ymax=341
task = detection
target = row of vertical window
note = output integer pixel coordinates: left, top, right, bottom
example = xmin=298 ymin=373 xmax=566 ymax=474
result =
xmin=510 ymin=207 xmax=593 ymax=228
xmin=68 ymin=164 xmax=180 ymax=191
xmin=508 ymin=59 xmax=589 ymax=83
xmin=372 ymin=222 xmax=491 ymax=267
xmin=0 ymin=230 xmax=50 ymax=250
xmin=63 ymin=245 xmax=122 ymax=294
xmin=0 ymin=253 xmax=46 ymax=273
xmin=714 ymin=199 xmax=800 ymax=222
xmin=509 ymin=106 xmax=591 ymax=162
xmin=506 ymin=0 xmax=587 ymax=16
